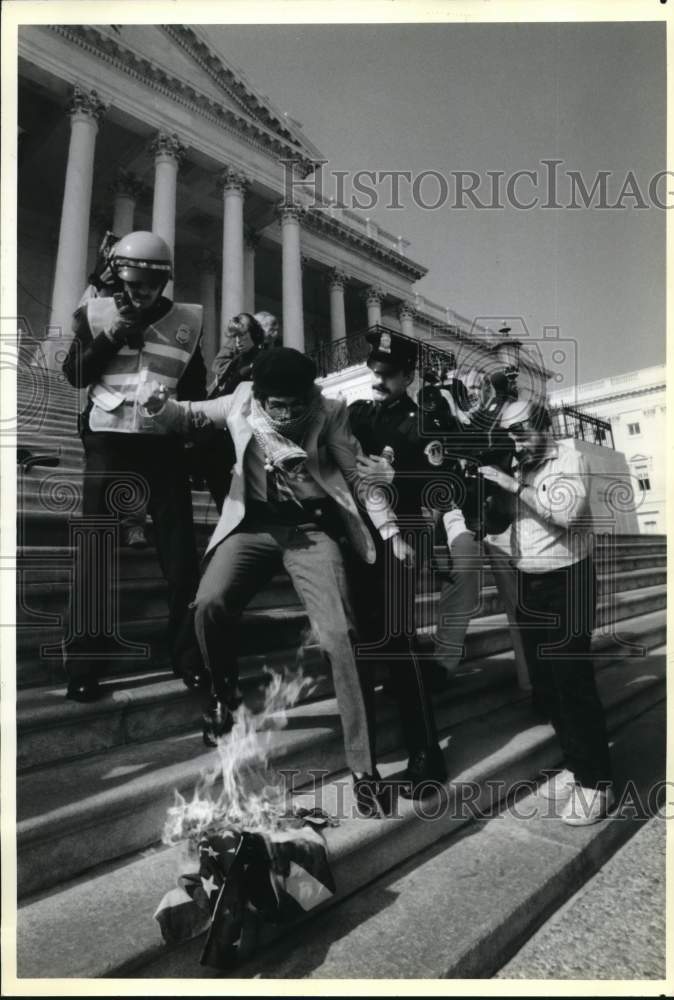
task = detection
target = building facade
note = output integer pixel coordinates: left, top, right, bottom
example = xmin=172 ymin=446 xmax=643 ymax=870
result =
xmin=17 ymin=24 xmax=431 ymax=372
xmin=17 ymin=23 xmax=552 ymax=394
xmin=548 ymin=364 xmax=666 ymax=533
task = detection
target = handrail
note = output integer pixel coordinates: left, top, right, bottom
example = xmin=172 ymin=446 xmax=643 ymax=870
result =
xmin=550 ymin=406 xmax=615 ymax=449
xmin=310 ymin=325 xmax=459 ymax=379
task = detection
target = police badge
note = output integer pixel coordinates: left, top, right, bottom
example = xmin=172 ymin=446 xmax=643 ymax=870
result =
xmin=176 ymin=325 xmax=190 ymax=346
xmin=380 ymin=332 xmax=392 ymax=353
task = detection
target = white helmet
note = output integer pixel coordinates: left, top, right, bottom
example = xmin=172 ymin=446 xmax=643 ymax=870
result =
xmin=111 ymin=231 xmax=173 ymax=284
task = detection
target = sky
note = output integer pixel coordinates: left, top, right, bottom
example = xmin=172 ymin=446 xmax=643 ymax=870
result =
xmin=209 ymin=20 xmax=665 ymax=384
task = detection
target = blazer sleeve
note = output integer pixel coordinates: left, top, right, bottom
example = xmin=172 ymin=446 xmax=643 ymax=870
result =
xmin=326 ymin=398 xmax=400 ymax=540
xmin=148 ymin=393 xmax=236 ymax=436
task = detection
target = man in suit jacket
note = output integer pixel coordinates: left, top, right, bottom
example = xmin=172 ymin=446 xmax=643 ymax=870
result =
xmin=142 ymin=348 xmax=412 ymax=816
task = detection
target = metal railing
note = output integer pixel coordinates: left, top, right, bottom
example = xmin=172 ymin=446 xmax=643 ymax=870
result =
xmin=310 ymin=325 xmax=457 ymax=380
xmin=550 ymin=406 xmax=614 ymax=449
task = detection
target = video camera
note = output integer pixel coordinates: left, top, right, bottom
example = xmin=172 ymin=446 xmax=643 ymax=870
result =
xmin=87 ymin=230 xmax=122 ymax=294
xmin=417 ymin=368 xmax=516 ymax=539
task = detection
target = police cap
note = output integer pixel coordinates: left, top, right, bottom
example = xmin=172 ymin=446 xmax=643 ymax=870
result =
xmin=366 ymin=328 xmax=418 ymax=374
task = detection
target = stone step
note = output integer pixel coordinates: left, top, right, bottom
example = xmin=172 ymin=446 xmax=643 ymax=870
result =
xmin=16 ymin=556 xmax=664 ymax=623
xmin=16 ymin=603 xmax=666 ymax=773
xmin=15 ymin=567 xmax=667 ymax=671
xmin=16 ymin=476 xmax=219 ymax=521
xmin=10 ymin=542 xmax=667 ymax=592
xmin=14 ymin=575 xmax=667 ymax=688
xmin=16 ymin=507 xmax=217 ymax=548
xmin=16 ymin=647 xmax=666 ymax=978
xmin=15 ymin=618 xmax=666 ymax=899
xmin=222 ymin=701 xmax=667 ymax=982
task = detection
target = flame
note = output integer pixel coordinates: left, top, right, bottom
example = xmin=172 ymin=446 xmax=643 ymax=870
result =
xmin=163 ymin=668 xmax=316 ymax=848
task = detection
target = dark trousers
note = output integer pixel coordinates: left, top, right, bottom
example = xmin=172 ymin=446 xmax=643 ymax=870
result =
xmin=515 ymin=556 xmax=612 ymax=788
xmin=348 ymin=535 xmax=438 ymax=760
xmin=63 ymin=431 xmax=200 ymax=680
xmin=184 ymin=432 xmax=234 ymax=514
xmin=192 ymin=518 xmax=375 ymax=775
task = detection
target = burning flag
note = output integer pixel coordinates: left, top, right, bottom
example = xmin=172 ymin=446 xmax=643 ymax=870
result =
xmin=154 ymin=669 xmax=337 ymax=969
xmin=154 ymin=822 xmax=336 ymax=969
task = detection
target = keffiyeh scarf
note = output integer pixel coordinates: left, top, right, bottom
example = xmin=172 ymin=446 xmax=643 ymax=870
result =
xmin=248 ymin=389 xmax=323 ymax=504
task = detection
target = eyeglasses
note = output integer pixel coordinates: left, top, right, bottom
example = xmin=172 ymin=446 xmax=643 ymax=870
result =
xmin=265 ymin=398 xmax=307 ymax=417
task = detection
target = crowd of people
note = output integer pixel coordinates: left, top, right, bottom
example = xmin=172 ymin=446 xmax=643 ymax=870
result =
xmin=60 ymin=230 xmax=614 ymax=827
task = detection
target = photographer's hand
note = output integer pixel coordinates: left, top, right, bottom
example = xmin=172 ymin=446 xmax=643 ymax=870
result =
xmin=391 ymin=533 xmax=416 ymax=568
xmin=478 ymin=465 xmax=518 ymax=493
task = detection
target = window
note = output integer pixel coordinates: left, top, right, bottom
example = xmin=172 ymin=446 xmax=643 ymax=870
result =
xmin=628 ymin=422 xmax=641 ymax=435
xmin=637 ymin=475 xmax=651 ymax=492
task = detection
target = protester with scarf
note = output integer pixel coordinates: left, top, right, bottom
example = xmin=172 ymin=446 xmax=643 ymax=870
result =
xmin=141 ymin=348 xmax=412 ymax=816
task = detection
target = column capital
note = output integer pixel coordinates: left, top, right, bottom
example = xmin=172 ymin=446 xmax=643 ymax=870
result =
xmin=68 ymin=85 xmax=106 ymax=124
xmin=218 ymin=167 xmax=250 ymax=195
xmin=327 ymin=267 xmax=349 ymax=290
xmin=363 ymin=285 xmax=385 ymax=306
xmin=108 ymin=169 xmax=144 ymax=201
xmin=199 ymin=248 xmax=219 ymax=274
xmin=398 ymin=299 xmax=416 ymax=320
xmin=244 ymin=225 xmax=261 ymax=250
xmin=277 ymin=201 xmax=305 ymax=223
xmin=150 ymin=131 xmax=186 ymax=165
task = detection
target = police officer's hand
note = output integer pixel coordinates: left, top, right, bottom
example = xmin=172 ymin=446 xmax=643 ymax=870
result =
xmin=139 ymin=380 xmax=169 ymax=415
xmin=356 ymin=454 xmax=395 ymax=485
xmin=478 ymin=465 xmax=518 ymax=493
xmin=391 ymin=533 xmax=416 ymax=568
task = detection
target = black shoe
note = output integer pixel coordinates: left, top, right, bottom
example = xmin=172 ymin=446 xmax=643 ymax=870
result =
xmin=202 ymin=692 xmax=242 ymax=748
xmin=173 ymin=648 xmax=210 ymax=693
xmin=66 ymin=678 xmax=103 ymax=703
xmin=399 ymin=745 xmax=447 ymax=800
xmin=352 ymin=769 xmax=394 ymax=818
xmin=181 ymin=663 xmax=211 ymax=693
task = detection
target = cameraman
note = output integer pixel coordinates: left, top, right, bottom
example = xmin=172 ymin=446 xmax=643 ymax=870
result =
xmin=480 ymin=399 xmax=614 ymax=825
xmin=419 ymin=368 xmax=517 ymax=678
xmin=61 ymin=231 xmax=205 ymax=702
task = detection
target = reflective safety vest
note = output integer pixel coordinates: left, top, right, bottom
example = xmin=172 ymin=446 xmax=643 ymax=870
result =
xmin=86 ymin=298 xmax=203 ymax=434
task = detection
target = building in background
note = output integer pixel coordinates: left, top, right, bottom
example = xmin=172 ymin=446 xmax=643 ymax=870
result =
xmin=548 ymin=364 xmax=666 ymax=534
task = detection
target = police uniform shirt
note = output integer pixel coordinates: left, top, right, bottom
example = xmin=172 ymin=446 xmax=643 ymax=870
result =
xmin=348 ymin=394 xmax=429 ymax=521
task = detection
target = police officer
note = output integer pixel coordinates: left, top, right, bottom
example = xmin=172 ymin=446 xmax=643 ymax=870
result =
xmin=62 ymin=231 xmax=206 ymax=701
xmin=348 ymin=329 xmax=447 ymax=797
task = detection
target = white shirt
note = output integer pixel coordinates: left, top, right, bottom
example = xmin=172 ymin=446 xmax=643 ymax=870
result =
xmin=511 ymin=441 xmax=593 ymax=573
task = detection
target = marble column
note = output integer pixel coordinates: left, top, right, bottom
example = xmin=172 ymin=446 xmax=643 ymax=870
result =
xmin=198 ymin=249 xmax=219 ymax=374
xmin=364 ymin=286 xmax=384 ymax=329
xmin=278 ymin=203 xmax=304 ymax=351
xmin=398 ymin=301 xmax=416 ymax=339
xmin=151 ymin=132 xmax=185 ymax=299
xmin=243 ymin=226 xmax=259 ymax=314
xmin=47 ymin=86 xmax=105 ymax=368
xmin=219 ymin=168 xmax=248 ymax=340
xmin=110 ymin=170 xmax=143 ymax=236
xmin=328 ymin=268 xmax=348 ymax=343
